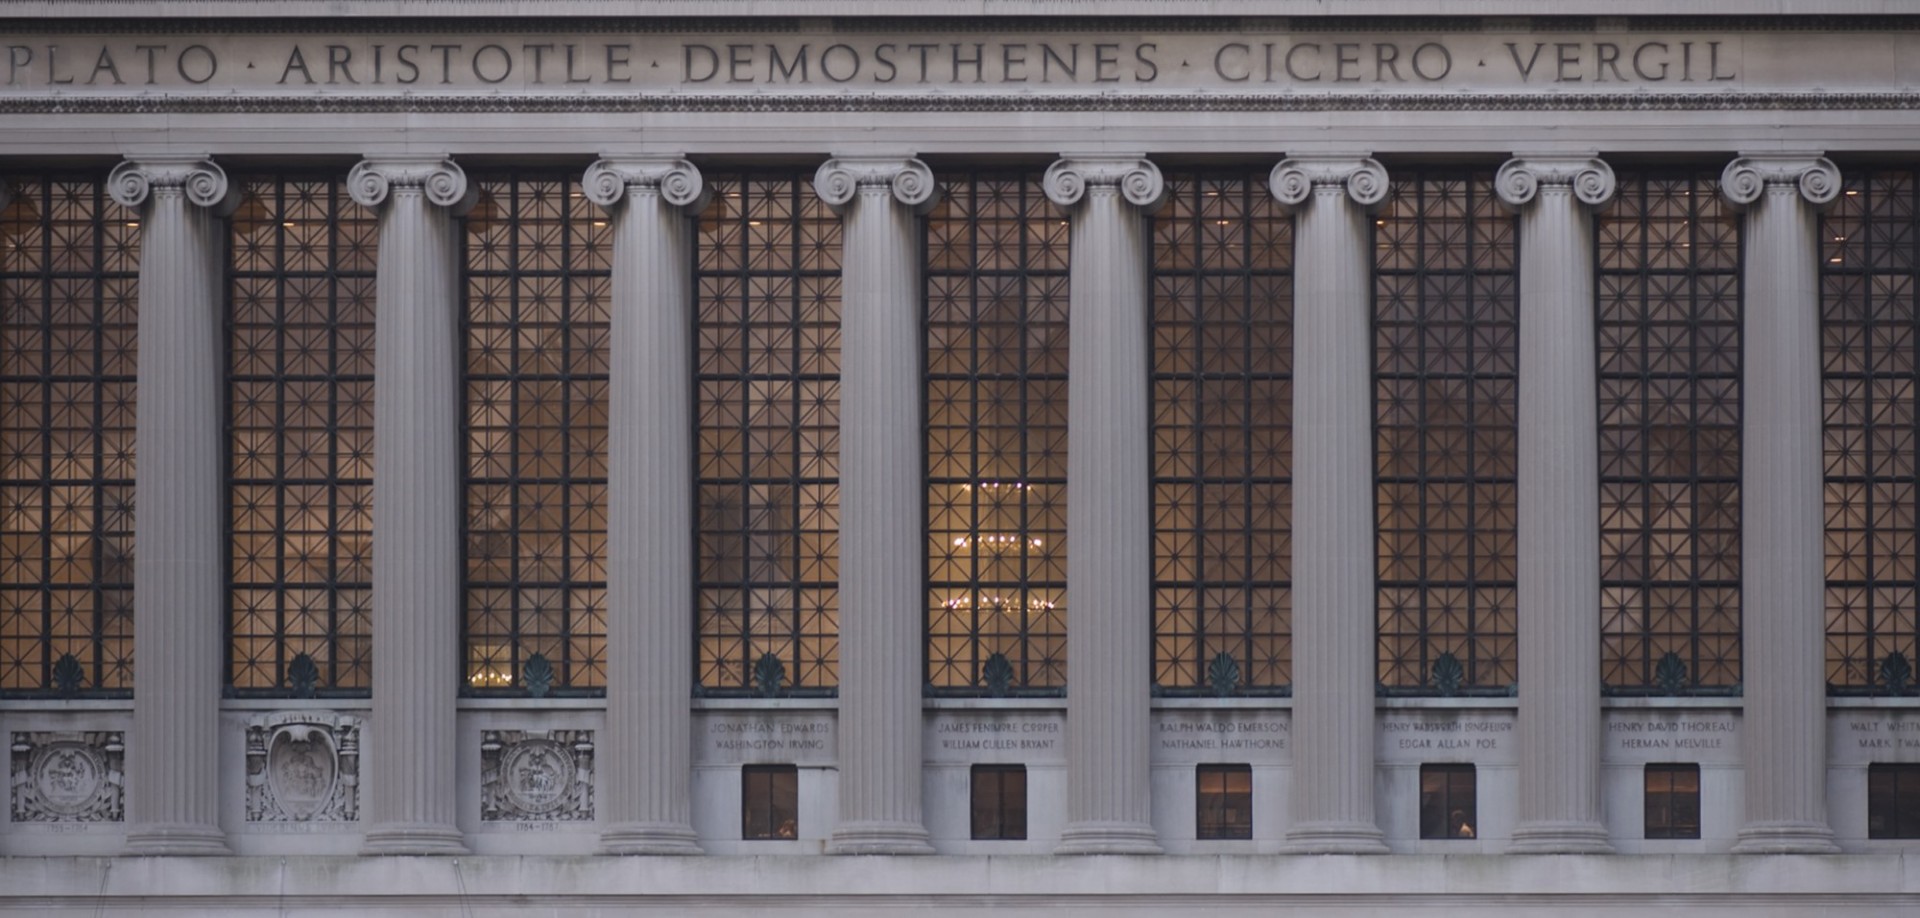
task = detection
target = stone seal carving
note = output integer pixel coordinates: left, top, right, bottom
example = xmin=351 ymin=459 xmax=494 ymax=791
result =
xmin=480 ymin=729 xmax=594 ymax=822
xmin=245 ymin=712 xmax=360 ymax=823
xmin=9 ymin=731 xmax=125 ymax=823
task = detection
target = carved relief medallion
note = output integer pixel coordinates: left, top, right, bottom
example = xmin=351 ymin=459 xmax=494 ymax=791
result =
xmin=245 ymin=712 xmax=360 ymax=823
xmin=480 ymin=730 xmax=594 ymax=822
xmin=9 ymin=731 xmax=125 ymax=823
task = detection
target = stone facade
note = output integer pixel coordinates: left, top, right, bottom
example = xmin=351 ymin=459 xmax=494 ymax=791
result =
xmin=1 ymin=2 xmax=1918 ymax=914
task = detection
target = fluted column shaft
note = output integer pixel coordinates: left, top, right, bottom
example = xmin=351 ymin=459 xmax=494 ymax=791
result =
xmin=1046 ymin=155 xmax=1164 ymax=855
xmin=353 ymin=156 xmax=475 ymax=855
xmin=1498 ymin=156 xmax=1616 ymax=854
xmin=114 ymin=156 xmax=238 ymax=855
xmin=1271 ymin=156 xmax=1391 ymax=854
xmin=586 ymin=157 xmax=709 ymax=854
xmin=1725 ymin=154 xmax=1842 ymax=854
xmin=815 ymin=157 xmax=940 ymax=854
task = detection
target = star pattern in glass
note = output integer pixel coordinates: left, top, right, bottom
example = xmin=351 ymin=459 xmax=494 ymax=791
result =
xmin=1373 ymin=171 xmax=1519 ymax=693
xmin=227 ymin=175 xmax=375 ymax=694
xmin=695 ymin=174 xmax=841 ymax=694
xmin=1822 ymin=170 xmax=1918 ymax=691
xmin=1150 ymin=172 xmax=1293 ymax=693
xmin=462 ymin=174 xmax=610 ymax=694
xmin=0 ymin=176 xmax=137 ymax=695
xmin=1597 ymin=171 xmax=1742 ymax=692
xmin=925 ymin=172 xmax=1068 ymax=694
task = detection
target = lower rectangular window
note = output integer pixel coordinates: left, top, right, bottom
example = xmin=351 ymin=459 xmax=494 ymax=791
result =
xmin=1196 ymin=763 xmax=1253 ymax=840
xmin=1869 ymin=762 xmax=1920 ymax=839
xmin=742 ymin=764 xmax=799 ymax=839
xmin=970 ymin=764 xmax=1028 ymax=840
xmin=1644 ymin=763 xmax=1701 ymax=839
xmin=1418 ymin=763 xmax=1476 ymax=840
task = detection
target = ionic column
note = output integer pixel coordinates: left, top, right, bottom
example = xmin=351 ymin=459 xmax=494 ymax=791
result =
xmin=1723 ymin=154 xmax=1842 ymax=854
xmin=351 ymin=156 xmax=476 ymax=855
xmin=1271 ymin=155 xmax=1391 ymax=854
xmin=586 ymin=156 xmax=709 ymax=855
xmin=1497 ymin=156 xmax=1616 ymax=854
xmin=112 ymin=156 xmax=240 ymax=855
xmin=814 ymin=156 xmax=940 ymax=855
xmin=1045 ymin=155 xmax=1165 ymax=855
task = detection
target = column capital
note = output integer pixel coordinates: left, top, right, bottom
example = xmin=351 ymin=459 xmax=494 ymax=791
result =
xmin=348 ymin=155 xmax=476 ymax=213
xmin=584 ymin=156 xmax=710 ymax=214
xmin=108 ymin=155 xmax=239 ymax=214
xmin=1721 ymin=153 xmax=1841 ymax=210
xmin=1496 ymin=155 xmax=1616 ymax=210
xmin=1269 ymin=155 xmax=1388 ymax=214
xmin=1043 ymin=155 xmax=1165 ymax=213
xmin=813 ymin=156 xmax=937 ymax=216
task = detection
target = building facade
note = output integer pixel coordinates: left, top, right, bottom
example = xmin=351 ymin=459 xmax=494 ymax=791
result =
xmin=1 ymin=1 xmax=1919 ymax=913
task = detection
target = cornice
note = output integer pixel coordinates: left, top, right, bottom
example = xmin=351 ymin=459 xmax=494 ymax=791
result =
xmin=7 ymin=90 xmax=1920 ymax=116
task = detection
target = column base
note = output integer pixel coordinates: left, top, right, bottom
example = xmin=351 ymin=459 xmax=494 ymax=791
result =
xmin=1732 ymin=820 xmax=1840 ymax=854
xmin=601 ymin=821 xmax=704 ymax=855
xmin=1054 ymin=821 xmax=1162 ymax=855
xmin=362 ymin=822 xmax=470 ymax=855
xmin=124 ymin=822 xmax=231 ymax=856
xmin=1507 ymin=820 xmax=1615 ymax=854
xmin=827 ymin=820 xmax=937 ymax=855
xmin=1284 ymin=820 xmax=1390 ymax=854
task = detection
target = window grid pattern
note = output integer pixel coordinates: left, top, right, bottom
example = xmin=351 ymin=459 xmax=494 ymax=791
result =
xmin=1869 ymin=762 xmax=1920 ymax=839
xmin=969 ymin=763 xmax=1028 ymax=840
xmin=926 ymin=173 xmax=1069 ymax=694
xmin=1195 ymin=762 xmax=1254 ymax=840
xmin=695 ymin=175 xmax=841 ymax=694
xmin=1821 ymin=171 xmax=1919 ymax=691
xmin=1598 ymin=172 xmax=1743 ymax=692
xmin=462 ymin=175 xmax=611 ymax=694
xmin=1374 ymin=173 xmax=1519 ymax=693
xmin=0 ymin=177 xmax=137 ymax=695
xmin=742 ymin=763 xmax=800 ymax=839
xmin=1150 ymin=172 xmax=1294 ymax=694
xmin=226 ymin=176 xmax=376 ymax=695
xmin=1418 ymin=762 xmax=1478 ymax=840
xmin=1643 ymin=762 xmax=1701 ymax=840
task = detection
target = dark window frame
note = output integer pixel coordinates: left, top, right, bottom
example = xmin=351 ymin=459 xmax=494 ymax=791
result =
xmin=1418 ymin=762 xmax=1477 ymax=840
xmin=1643 ymin=762 xmax=1702 ymax=839
xmin=969 ymin=763 xmax=1029 ymax=840
xmin=1195 ymin=762 xmax=1254 ymax=840
xmin=1868 ymin=762 xmax=1920 ymax=839
xmin=741 ymin=762 xmax=800 ymax=840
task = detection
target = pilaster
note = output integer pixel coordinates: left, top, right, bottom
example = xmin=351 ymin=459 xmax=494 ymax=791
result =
xmin=351 ymin=155 xmax=476 ymax=855
xmin=1270 ymin=154 xmax=1392 ymax=854
xmin=112 ymin=155 xmax=240 ymax=856
xmin=814 ymin=155 xmax=940 ymax=855
xmin=586 ymin=155 xmax=710 ymax=855
xmin=1496 ymin=155 xmax=1616 ymax=854
xmin=1045 ymin=154 xmax=1165 ymax=855
xmin=1722 ymin=153 xmax=1842 ymax=854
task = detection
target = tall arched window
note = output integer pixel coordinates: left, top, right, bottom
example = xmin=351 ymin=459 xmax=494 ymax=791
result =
xmin=1373 ymin=170 xmax=1519 ymax=693
xmin=0 ymin=175 xmax=137 ymax=695
xmin=1150 ymin=171 xmax=1293 ymax=694
xmin=227 ymin=174 xmax=375 ymax=694
xmin=925 ymin=172 xmax=1068 ymax=694
xmin=1597 ymin=170 xmax=1742 ymax=692
xmin=461 ymin=173 xmax=610 ymax=694
xmin=695 ymin=173 xmax=841 ymax=695
xmin=1822 ymin=169 xmax=1918 ymax=692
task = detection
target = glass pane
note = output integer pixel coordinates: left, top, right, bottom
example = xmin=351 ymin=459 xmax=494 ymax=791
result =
xmin=0 ymin=176 xmax=137 ymax=694
xmin=1151 ymin=173 xmax=1294 ymax=692
xmin=461 ymin=175 xmax=610 ymax=693
xmin=1599 ymin=172 xmax=1743 ymax=691
xmin=926 ymin=173 xmax=1068 ymax=693
xmin=694 ymin=175 xmax=842 ymax=694
xmin=1374 ymin=172 xmax=1518 ymax=691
